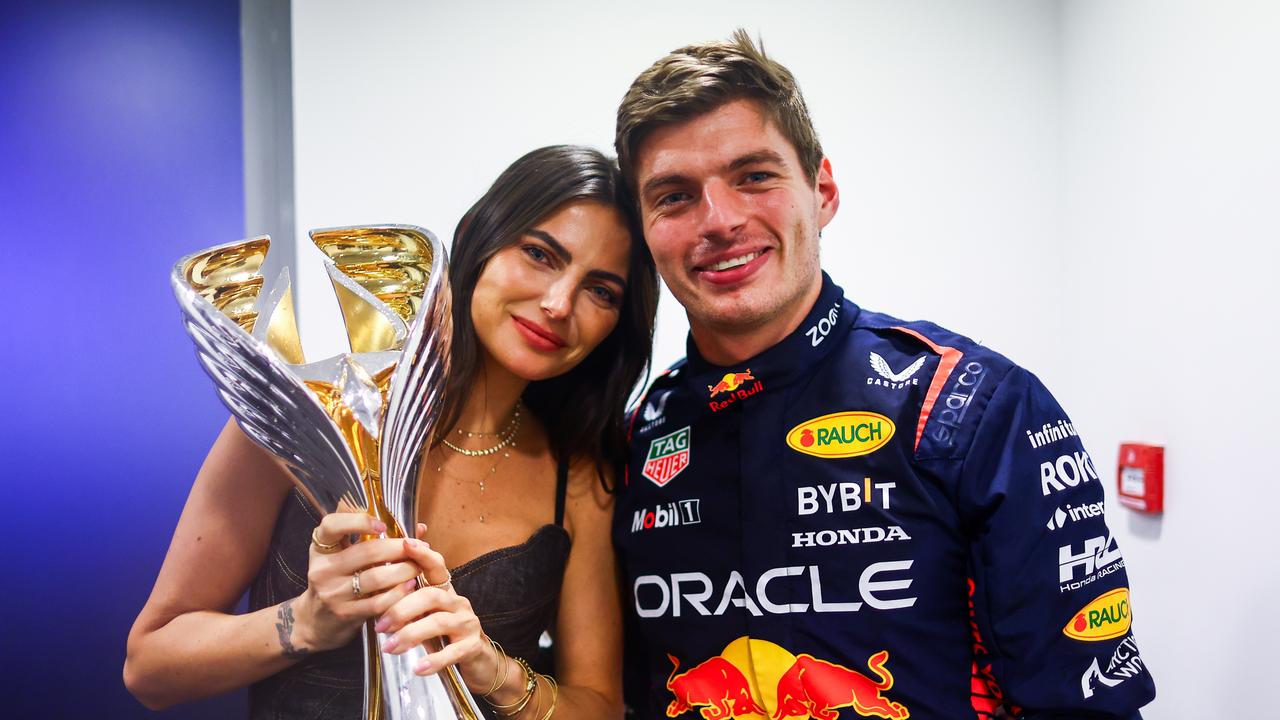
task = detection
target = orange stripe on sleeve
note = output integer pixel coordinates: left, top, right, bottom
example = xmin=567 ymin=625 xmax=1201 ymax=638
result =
xmin=892 ymin=326 xmax=963 ymax=451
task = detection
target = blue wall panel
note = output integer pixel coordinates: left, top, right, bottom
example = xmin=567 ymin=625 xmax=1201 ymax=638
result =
xmin=1 ymin=1 xmax=247 ymax=715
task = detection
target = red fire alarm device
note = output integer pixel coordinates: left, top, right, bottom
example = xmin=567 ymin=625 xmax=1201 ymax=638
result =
xmin=1117 ymin=443 xmax=1163 ymax=513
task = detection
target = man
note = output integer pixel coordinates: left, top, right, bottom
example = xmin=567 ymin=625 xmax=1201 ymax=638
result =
xmin=612 ymin=30 xmax=1155 ymax=719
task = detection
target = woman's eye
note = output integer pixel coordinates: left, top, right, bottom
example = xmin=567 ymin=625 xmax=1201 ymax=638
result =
xmin=522 ymin=244 xmax=550 ymax=264
xmin=589 ymin=285 xmax=619 ymax=306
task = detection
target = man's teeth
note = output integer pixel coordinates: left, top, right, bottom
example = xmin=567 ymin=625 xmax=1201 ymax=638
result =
xmin=709 ymin=251 xmax=760 ymax=272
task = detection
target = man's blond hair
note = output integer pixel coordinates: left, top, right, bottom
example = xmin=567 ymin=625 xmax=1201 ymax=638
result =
xmin=615 ymin=29 xmax=824 ymax=192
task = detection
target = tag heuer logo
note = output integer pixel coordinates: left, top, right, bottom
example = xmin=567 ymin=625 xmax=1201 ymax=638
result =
xmin=643 ymin=426 xmax=690 ymax=487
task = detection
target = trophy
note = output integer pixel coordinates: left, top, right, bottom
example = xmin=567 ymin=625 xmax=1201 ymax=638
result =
xmin=172 ymin=225 xmax=483 ymax=720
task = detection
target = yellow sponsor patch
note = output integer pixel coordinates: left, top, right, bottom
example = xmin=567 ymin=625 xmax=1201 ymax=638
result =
xmin=785 ymin=411 xmax=895 ymax=459
xmin=1064 ymin=588 xmax=1132 ymax=641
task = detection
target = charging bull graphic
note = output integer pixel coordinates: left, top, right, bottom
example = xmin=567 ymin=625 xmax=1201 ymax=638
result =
xmin=708 ymin=369 xmax=756 ymax=397
xmin=772 ymin=651 xmax=908 ymax=720
xmin=666 ymin=638 xmax=910 ymax=720
xmin=666 ymin=653 xmax=768 ymax=720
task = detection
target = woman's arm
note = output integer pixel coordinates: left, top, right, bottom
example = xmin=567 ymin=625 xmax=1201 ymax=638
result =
xmin=123 ymin=419 xmax=418 ymax=709
xmin=544 ymin=461 xmax=624 ymax=718
xmin=380 ymin=461 xmax=623 ymax=719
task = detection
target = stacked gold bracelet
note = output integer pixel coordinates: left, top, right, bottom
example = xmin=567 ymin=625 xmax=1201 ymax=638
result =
xmin=535 ymin=674 xmax=559 ymax=720
xmin=481 ymin=636 xmax=559 ymax=718
xmin=482 ymin=637 xmax=511 ymax=697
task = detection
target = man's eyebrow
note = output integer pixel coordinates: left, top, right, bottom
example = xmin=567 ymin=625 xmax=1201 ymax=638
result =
xmin=728 ymin=150 xmax=787 ymax=171
xmin=525 ymin=229 xmax=572 ymax=262
xmin=641 ymin=173 xmax=687 ymax=198
xmin=640 ymin=150 xmax=790 ymax=198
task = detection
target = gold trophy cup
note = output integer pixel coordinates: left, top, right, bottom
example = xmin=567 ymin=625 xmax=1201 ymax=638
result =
xmin=172 ymin=226 xmax=482 ymax=720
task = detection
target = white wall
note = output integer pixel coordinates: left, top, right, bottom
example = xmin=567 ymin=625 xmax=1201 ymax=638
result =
xmin=1058 ymin=1 xmax=1280 ymax=716
xmin=288 ymin=1 xmax=1280 ymax=716
xmin=290 ymin=0 xmax=1061 ymax=373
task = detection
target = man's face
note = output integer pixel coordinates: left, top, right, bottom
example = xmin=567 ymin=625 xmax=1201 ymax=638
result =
xmin=633 ymin=99 xmax=838 ymax=341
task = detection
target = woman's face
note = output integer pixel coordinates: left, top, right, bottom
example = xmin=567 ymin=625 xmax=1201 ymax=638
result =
xmin=470 ymin=200 xmax=632 ymax=382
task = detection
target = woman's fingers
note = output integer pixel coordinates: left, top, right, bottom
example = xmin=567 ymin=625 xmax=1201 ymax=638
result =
xmin=352 ymin=561 xmax=421 ymax=598
xmin=375 ymin=587 xmax=456 ymax=636
xmin=361 ymin=579 xmax=418 ymax=617
xmin=312 ymin=512 xmax=386 ymax=549
xmin=381 ymin=608 xmax=466 ymax=655
xmin=322 ymin=537 xmax=415 ymax=576
xmin=402 ymin=537 xmax=450 ymax=588
xmin=414 ymin=632 xmax=486 ymax=675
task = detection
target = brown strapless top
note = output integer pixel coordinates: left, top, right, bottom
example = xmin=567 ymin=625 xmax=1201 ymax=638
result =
xmin=247 ymin=461 xmax=571 ymax=719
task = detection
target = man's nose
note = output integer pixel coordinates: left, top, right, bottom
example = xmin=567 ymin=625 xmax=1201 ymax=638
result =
xmin=540 ymin=277 xmax=574 ymax=320
xmin=696 ymin=179 xmax=747 ymax=241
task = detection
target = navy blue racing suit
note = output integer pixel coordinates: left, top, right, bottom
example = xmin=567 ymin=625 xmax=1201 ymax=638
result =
xmin=615 ymin=274 xmax=1155 ymax=719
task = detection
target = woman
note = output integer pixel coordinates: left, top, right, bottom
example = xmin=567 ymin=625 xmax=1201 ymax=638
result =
xmin=125 ymin=145 xmax=658 ymax=719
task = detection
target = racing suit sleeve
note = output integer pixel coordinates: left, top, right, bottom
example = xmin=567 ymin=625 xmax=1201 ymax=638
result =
xmin=957 ymin=366 xmax=1155 ymax=718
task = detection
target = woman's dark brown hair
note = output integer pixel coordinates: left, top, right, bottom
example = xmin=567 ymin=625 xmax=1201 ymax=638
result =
xmin=436 ymin=145 xmax=658 ymax=479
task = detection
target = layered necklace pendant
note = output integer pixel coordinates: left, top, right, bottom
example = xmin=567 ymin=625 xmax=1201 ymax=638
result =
xmin=438 ymin=403 xmax=522 ymax=522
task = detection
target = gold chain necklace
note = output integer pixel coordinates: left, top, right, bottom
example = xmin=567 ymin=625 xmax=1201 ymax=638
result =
xmin=435 ymin=403 xmax=521 ymax=523
xmin=441 ymin=403 xmax=521 ymax=457
xmin=434 ymin=448 xmax=512 ymax=523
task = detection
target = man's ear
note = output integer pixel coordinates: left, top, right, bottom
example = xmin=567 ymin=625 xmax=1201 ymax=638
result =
xmin=815 ymin=157 xmax=839 ymax=228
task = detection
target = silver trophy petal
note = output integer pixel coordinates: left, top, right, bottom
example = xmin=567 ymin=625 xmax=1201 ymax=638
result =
xmin=172 ymin=227 xmax=482 ymax=720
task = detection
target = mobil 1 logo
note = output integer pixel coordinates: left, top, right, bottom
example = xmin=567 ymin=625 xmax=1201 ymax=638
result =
xmin=631 ymin=499 xmax=701 ymax=533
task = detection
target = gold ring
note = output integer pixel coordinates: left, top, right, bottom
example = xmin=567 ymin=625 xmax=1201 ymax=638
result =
xmin=311 ymin=527 xmax=342 ymax=554
xmin=352 ymin=571 xmax=363 ymax=598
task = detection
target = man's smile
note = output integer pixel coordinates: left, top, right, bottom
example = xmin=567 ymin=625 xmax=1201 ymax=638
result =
xmin=693 ymin=247 xmax=773 ymax=285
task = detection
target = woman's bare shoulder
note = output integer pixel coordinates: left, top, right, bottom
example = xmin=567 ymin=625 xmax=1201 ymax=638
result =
xmin=561 ymin=455 xmax=615 ymax=541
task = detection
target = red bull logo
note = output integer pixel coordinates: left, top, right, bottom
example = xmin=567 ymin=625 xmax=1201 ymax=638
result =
xmin=707 ymin=369 xmax=766 ymax=413
xmin=665 ymin=637 xmax=910 ymax=720
xmin=666 ymin=654 xmax=767 ymax=720
xmin=774 ymin=651 xmax=908 ymax=720
xmin=709 ymin=369 xmax=756 ymax=397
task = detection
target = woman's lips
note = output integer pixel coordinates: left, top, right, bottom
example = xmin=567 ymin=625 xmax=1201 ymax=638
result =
xmin=512 ymin=315 xmax=567 ymax=351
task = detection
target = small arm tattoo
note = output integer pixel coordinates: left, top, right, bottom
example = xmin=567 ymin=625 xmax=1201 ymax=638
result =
xmin=275 ymin=599 xmax=310 ymax=659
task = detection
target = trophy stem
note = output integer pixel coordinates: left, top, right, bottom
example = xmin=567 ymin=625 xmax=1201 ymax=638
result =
xmin=363 ymin=623 xmax=384 ymax=720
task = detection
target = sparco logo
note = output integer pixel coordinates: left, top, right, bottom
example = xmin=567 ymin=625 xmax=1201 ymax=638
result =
xmin=1058 ymin=534 xmax=1125 ymax=593
xmin=1040 ymin=450 xmax=1099 ymax=496
xmin=928 ymin=361 xmax=986 ymax=447
xmin=634 ymin=562 xmax=916 ymax=618
xmin=631 ymin=499 xmax=701 ymax=533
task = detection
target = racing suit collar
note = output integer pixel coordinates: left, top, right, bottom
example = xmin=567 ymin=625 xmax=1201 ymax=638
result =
xmin=683 ymin=272 xmax=857 ymax=400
